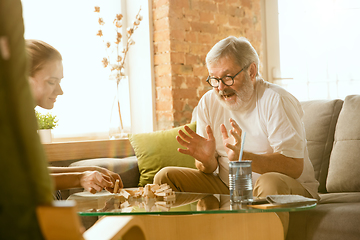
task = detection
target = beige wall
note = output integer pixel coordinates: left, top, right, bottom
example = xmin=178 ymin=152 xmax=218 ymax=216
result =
xmin=153 ymin=0 xmax=263 ymax=130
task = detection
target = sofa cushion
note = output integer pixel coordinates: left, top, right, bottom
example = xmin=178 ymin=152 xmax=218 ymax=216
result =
xmin=318 ymin=192 xmax=360 ymax=204
xmin=327 ymin=95 xmax=360 ymax=192
xmin=301 ymin=99 xmax=343 ymax=193
xmin=287 ymin=201 xmax=360 ymax=240
xmin=129 ymin=122 xmax=197 ymax=186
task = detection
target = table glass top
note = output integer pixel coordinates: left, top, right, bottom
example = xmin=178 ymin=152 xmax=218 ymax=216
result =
xmin=68 ymin=189 xmax=316 ymax=216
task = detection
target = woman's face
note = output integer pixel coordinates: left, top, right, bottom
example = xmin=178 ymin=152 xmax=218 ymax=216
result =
xmin=29 ymin=60 xmax=63 ymax=109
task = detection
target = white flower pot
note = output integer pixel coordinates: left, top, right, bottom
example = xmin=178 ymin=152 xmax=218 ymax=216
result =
xmin=38 ymin=129 xmax=52 ymax=144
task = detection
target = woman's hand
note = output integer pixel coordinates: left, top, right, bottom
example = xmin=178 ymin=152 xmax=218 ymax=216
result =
xmin=94 ymin=167 xmax=123 ymax=193
xmin=220 ymin=118 xmax=243 ymax=161
xmin=80 ymin=171 xmax=115 ymax=194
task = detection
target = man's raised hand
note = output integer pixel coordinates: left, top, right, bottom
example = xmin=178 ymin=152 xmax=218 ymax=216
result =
xmin=176 ymin=125 xmax=216 ymax=167
xmin=220 ymin=118 xmax=243 ymax=161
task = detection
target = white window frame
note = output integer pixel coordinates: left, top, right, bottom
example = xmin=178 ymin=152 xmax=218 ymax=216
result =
xmin=126 ymin=0 xmax=155 ymax=134
xmin=261 ymin=0 xmax=282 ymax=83
xmin=262 ymin=0 xmax=360 ymax=101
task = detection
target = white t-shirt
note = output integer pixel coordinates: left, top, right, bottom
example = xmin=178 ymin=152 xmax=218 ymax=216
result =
xmin=193 ymin=79 xmax=319 ymax=199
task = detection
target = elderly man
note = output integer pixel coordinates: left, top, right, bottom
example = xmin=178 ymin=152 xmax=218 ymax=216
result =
xmin=154 ymin=36 xmax=319 ymax=236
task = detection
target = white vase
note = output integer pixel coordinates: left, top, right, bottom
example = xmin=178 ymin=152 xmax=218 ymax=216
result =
xmin=109 ymin=76 xmax=131 ymax=139
xmin=38 ymin=129 xmax=52 ymax=144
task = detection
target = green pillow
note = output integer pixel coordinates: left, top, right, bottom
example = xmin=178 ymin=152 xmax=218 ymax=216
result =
xmin=129 ymin=122 xmax=197 ymax=186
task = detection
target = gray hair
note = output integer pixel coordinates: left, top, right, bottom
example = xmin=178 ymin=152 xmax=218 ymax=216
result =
xmin=206 ymin=36 xmax=260 ymax=77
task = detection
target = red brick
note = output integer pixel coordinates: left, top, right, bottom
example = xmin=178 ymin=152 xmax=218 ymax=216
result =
xmin=253 ymin=1 xmax=261 ymax=14
xmin=228 ymin=0 xmax=241 ymax=5
xmin=214 ymin=13 xmax=229 ymax=26
xmin=154 ymin=52 xmax=171 ymax=65
xmin=191 ymin=1 xmax=217 ymax=12
xmin=152 ymin=0 xmax=263 ymax=129
xmin=170 ymin=0 xmax=189 ymax=10
xmin=154 ymin=17 xmax=169 ymax=31
xmin=241 ymin=17 xmax=251 ymax=26
xmin=156 ymin=100 xmax=173 ymax=111
xmin=171 ymin=41 xmax=190 ymax=53
xmin=190 ymin=43 xmax=211 ymax=55
xmin=155 ymin=74 xmax=172 ymax=87
xmin=190 ymin=1 xmax=201 ymax=11
xmin=188 ymin=99 xmax=200 ymax=109
xmin=169 ymin=6 xmax=184 ymax=19
xmin=185 ymin=54 xmax=199 ymax=65
xmin=198 ymin=88 xmax=211 ymax=98
xmin=229 ymin=16 xmax=241 ymax=27
xmin=219 ymin=26 xmax=235 ymax=36
xmin=153 ymin=0 xmax=170 ymax=9
xmin=229 ymin=6 xmax=245 ymax=17
xmin=254 ymin=17 xmax=261 ymax=30
xmin=156 ymin=111 xmax=173 ymax=119
xmin=172 ymin=64 xmax=193 ymax=75
xmin=169 ymin=17 xmax=191 ymax=31
xmin=183 ymin=110 xmax=193 ymax=120
xmin=172 ymin=75 xmax=186 ymax=88
xmin=156 ymin=86 xmax=173 ymax=100
xmin=173 ymin=99 xmax=186 ymax=111
xmin=186 ymin=76 xmax=201 ymax=88
xmin=185 ymin=32 xmax=197 ymax=43
xmin=193 ymin=65 xmax=208 ymax=77
xmin=153 ymin=30 xmax=170 ymax=42
xmin=254 ymin=30 xmax=262 ymax=43
xmin=154 ymin=41 xmax=171 ymax=53
xmin=190 ymin=22 xmax=217 ymax=34
xmin=156 ymin=112 xmax=174 ymax=127
xmin=170 ymin=29 xmax=185 ymax=41
xmin=153 ymin=5 xmax=169 ymax=20
xmin=154 ymin=64 xmax=171 ymax=76
xmin=199 ymin=12 xmax=214 ymax=23
xmin=244 ymin=27 xmax=255 ymax=38
xmin=178 ymin=110 xmax=193 ymax=119
xmin=198 ymin=54 xmax=207 ymax=63
xmin=170 ymin=52 xmax=185 ymax=64
xmin=217 ymin=3 xmax=228 ymax=14
xmin=198 ymin=33 xmax=212 ymax=45
xmin=173 ymin=88 xmax=197 ymax=99
xmin=240 ymin=0 xmax=252 ymax=8
xmin=174 ymin=110 xmax=192 ymax=124
xmin=183 ymin=8 xmax=200 ymax=22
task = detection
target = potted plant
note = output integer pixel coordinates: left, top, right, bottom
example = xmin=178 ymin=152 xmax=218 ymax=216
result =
xmin=36 ymin=111 xmax=58 ymax=143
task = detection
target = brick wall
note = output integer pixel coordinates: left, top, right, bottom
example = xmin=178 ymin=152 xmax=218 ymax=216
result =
xmin=153 ymin=0 xmax=262 ymax=130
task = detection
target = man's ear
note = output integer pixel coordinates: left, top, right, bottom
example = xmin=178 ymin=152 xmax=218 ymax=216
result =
xmin=248 ymin=62 xmax=257 ymax=81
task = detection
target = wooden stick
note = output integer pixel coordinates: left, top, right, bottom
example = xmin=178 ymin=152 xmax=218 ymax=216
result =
xmin=113 ymin=179 xmax=120 ymax=194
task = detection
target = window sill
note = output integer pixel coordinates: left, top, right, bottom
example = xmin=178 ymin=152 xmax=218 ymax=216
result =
xmin=43 ymin=139 xmax=135 ymax=162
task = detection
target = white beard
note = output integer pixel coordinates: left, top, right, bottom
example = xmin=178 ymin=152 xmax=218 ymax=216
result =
xmin=215 ymin=74 xmax=255 ymax=111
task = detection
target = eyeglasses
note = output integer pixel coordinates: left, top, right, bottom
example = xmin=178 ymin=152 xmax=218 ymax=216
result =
xmin=206 ymin=64 xmax=250 ymax=88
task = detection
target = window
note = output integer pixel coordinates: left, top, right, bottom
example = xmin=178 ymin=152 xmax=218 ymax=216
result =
xmin=21 ymin=0 xmax=154 ymax=141
xmin=263 ymin=0 xmax=360 ymax=101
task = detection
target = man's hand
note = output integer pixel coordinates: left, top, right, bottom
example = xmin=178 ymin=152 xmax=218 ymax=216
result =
xmin=176 ymin=125 xmax=217 ymax=172
xmin=220 ymin=118 xmax=243 ymax=161
xmin=80 ymin=171 xmax=115 ymax=194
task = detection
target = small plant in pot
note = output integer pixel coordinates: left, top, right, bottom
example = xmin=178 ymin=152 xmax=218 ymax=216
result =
xmin=36 ymin=111 xmax=58 ymax=143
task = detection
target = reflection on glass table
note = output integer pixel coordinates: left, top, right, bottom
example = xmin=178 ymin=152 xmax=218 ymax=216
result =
xmin=67 ymin=189 xmax=316 ymax=216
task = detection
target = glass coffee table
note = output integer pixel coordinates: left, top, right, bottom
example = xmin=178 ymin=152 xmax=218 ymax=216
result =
xmin=68 ymin=190 xmax=316 ymax=240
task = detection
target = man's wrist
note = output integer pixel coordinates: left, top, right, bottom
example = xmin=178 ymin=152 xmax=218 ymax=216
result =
xmin=196 ymin=156 xmax=218 ymax=173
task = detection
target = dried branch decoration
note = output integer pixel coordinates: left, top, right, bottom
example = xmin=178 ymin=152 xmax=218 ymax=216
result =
xmin=94 ymin=6 xmax=142 ymax=84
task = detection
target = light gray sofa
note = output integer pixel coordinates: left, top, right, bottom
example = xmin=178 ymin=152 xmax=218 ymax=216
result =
xmin=70 ymin=95 xmax=360 ymax=239
xmin=287 ymin=95 xmax=360 ymax=240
